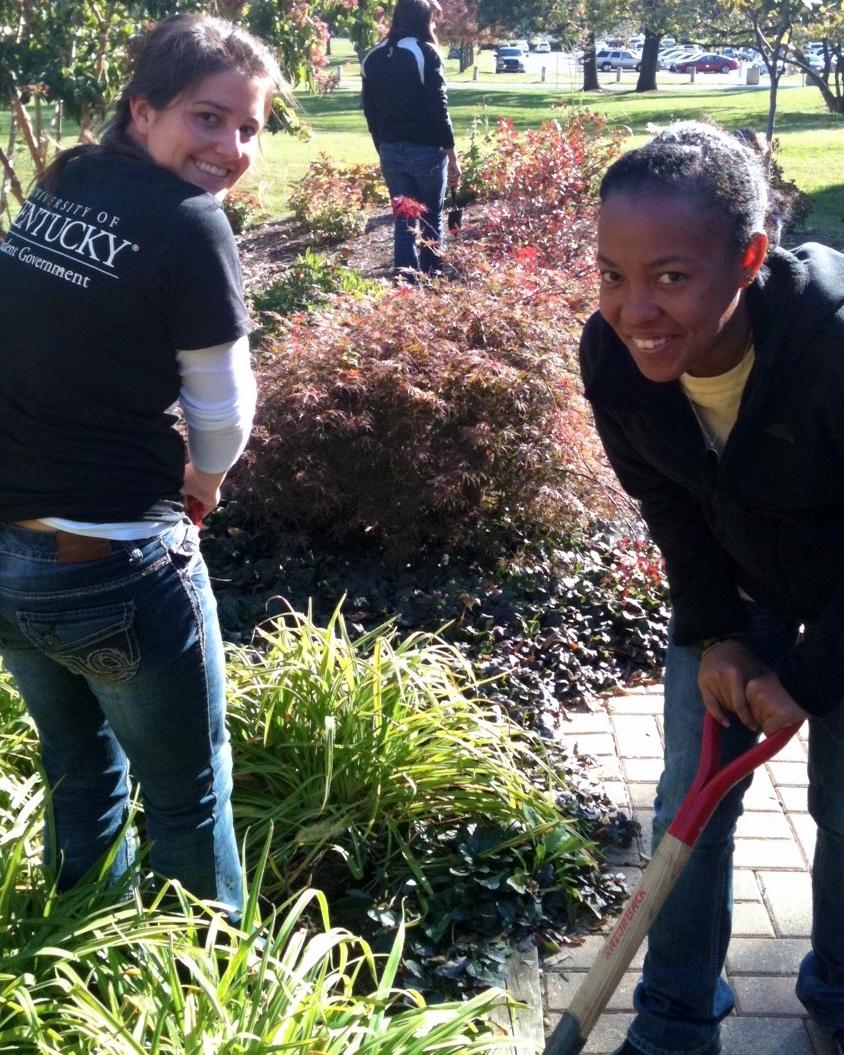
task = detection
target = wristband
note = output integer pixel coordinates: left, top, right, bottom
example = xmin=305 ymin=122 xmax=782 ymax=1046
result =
xmin=701 ymin=634 xmax=743 ymax=657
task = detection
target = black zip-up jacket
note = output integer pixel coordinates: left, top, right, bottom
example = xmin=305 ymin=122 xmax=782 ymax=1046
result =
xmin=361 ymin=36 xmax=455 ymax=151
xmin=579 ymin=243 xmax=844 ymax=717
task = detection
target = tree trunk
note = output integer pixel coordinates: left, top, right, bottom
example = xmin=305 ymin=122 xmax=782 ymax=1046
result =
xmin=807 ymin=71 xmax=844 ymax=114
xmin=635 ymin=28 xmax=660 ymax=92
xmin=766 ymin=73 xmax=780 ymax=143
xmin=582 ymin=32 xmax=599 ymax=91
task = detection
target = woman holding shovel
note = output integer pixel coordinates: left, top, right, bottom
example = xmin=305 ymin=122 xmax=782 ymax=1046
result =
xmin=0 ymin=14 xmax=286 ymax=921
xmin=578 ymin=122 xmax=844 ymax=1055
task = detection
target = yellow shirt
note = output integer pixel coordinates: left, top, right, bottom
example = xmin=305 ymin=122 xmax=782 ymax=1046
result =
xmin=679 ymin=347 xmax=755 ymax=454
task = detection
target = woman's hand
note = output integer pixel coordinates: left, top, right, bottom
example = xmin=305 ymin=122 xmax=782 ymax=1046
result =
xmin=446 ymin=148 xmax=461 ymax=189
xmin=745 ymin=673 xmax=808 ymax=735
xmin=698 ymin=639 xmax=769 ymax=731
xmin=182 ymin=463 xmax=226 ymax=521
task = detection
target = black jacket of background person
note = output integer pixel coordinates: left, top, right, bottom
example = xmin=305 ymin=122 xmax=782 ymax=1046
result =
xmin=579 ymin=243 xmax=844 ymax=717
xmin=361 ymin=36 xmax=455 ymax=151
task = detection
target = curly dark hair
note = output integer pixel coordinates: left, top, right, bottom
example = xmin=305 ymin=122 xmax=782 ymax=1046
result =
xmin=599 ymin=121 xmax=786 ymax=251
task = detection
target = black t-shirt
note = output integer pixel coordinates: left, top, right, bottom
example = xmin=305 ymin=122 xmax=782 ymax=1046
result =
xmin=0 ymin=148 xmax=251 ymax=523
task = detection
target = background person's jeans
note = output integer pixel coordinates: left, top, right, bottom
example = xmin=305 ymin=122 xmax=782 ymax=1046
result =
xmin=378 ymin=141 xmax=447 ymax=274
xmin=626 ymin=601 xmax=844 ymax=1055
xmin=0 ymin=519 xmax=242 ymax=919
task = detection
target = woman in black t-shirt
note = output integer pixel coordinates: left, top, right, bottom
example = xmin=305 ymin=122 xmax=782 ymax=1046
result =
xmin=0 ymin=14 xmax=287 ymax=921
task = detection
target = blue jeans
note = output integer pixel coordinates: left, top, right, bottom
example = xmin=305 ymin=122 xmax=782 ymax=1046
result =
xmin=627 ymin=601 xmax=844 ymax=1054
xmin=0 ymin=520 xmax=242 ymax=918
xmin=378 ymin=141 xmax=447 ymax=274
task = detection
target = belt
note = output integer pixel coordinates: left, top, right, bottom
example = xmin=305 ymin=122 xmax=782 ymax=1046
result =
xmin=10 ymin=521 xmax=118 ymax=563
xmin=54 ymin=532 xmax=115 ymax=563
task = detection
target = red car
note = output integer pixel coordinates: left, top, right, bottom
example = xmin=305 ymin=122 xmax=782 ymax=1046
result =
xmin=675 ymin=52 xmax=739 ymax=74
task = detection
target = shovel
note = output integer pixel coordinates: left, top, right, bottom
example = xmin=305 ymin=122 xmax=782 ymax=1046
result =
xmin=543 ymin=711 xmax=802 ymax=1055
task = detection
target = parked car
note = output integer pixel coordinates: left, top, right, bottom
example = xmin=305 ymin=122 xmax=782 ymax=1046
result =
xmin=674 ymin=53 xmax=739 ymax=73
xmin=512 ymin=40 xmax=530 ymax=54
xmin=595 ymin=48 xmax=641 ymax=71
xmin=534 ymin=40 xmax=551 ymax=53
xmin=447 ymin=46 xmax=461 ymax=59
xmin=496 ymin=46 xmax=527 ymax=72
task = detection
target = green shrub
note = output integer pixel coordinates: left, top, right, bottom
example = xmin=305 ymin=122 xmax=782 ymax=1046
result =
xmin=222 ymin=189 xmax=262 ymax=235
xmin=251 ymin=248 xmax=383 ymax=329
xmin=288 ymin=154 xmax=389 ymax=243
xmin=232 ymin=257 xmax=607 ymax=554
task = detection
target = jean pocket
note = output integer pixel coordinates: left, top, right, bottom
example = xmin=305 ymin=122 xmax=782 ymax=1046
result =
xmin=18 ymin=602 xmax=140 ymax=683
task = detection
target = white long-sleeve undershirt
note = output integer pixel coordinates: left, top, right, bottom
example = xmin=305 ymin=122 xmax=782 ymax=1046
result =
xmin=177 ymin=336 xmax=257 ymax=474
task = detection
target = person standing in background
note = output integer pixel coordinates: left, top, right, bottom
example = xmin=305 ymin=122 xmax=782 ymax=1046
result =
xmin=362 ymin=0 xmax=461 ymax=275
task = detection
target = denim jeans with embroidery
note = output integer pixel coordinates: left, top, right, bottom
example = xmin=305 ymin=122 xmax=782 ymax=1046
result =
xmin=625 ymin=601 xmax=844 ymax=1055
xmin=0 ymin=519 xmax=242 ymax=918
xmin=378 ymin=141 xmax=448 ymax=274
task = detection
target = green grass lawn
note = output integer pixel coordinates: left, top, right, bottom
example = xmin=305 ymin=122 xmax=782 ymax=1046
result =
xmin=3 ymin=52 xmax=843 ymax=241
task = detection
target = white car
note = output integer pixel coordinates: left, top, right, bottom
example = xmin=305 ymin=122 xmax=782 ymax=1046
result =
xmin=534 ymin=41 xmax=551 ymax=54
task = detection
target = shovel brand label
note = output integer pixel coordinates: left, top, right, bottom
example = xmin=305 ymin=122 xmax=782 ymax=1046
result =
xmin=604 ymin=887 xmax=647 ymax=959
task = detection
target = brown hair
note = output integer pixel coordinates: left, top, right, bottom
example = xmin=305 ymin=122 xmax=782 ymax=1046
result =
xmin=40 ymin=14 xmax=288 ymax=192
xmin=387 ymin=0 xmax=441 ymax=45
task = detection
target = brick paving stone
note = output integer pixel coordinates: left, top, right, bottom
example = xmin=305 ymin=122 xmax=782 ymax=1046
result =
xmin=774 ymin=735 xmax=808 ymax=762
xmin=572 ymin=732 xmax=616 ymax=757
xmin=611 ymin=714 xmax=663 ymax=758
xmin=602 ymin=780 xmax=630 ymax=808
xmin=582 ymin=1012 xmax=634 ymax=1053
xmin=727 ymin=937 xmax=811 ymax=974
xmin=742 ymin=766 xmax=780 ymax=810
xmin=768 ymin=760 xmax=810 ymax=786
xmin=779 ymin=784 xmax=809 ymax=812
xmin=758 ymin=871 xmax=813 ymax=936
xmin=608 ymin=692 xmax=663 ymax=714
xmin=545 ymin=969 xmax=640 ymax=1013
xmin=733 ymin=836 xmax=805 ymax=870
xmin=789 ymin=812 xmax=818 ymax=864
xmin=736 ymin=810 xmax=794 ymax=840
xmin=594 ymin=756 xmax=623 ymax=781
xmin=562 ymin=711 xmax=613 ymax=735
xmin=732 ymin=899 xmax=775 ymax=937
xmin=627 ymin=782 xmax=658 ymax=809
xmin=733 ymin=869 xmax=763 ymax=902
xmin=622 ymin=757 xmax=664 ymax=782
xmin=733 ymin=974 xmax=804 ymax=1015
xmin=632 ymin=808 xmax=653 ymax=850
xmin=721 ymin=1016 xmax=816 ymax=1055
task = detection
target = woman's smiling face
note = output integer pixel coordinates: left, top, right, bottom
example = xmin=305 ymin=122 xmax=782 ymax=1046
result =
xmin=597 ymin=192 xmax=765 ymax=381
xmin=129 ymin=69 xmax=269 ymax=199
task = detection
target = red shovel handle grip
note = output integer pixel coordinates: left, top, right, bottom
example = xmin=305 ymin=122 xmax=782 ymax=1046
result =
xmin=669 ymin=712 xmax=801 ymax=846
xmin=185 ymin=495 xmax=204 ymax=528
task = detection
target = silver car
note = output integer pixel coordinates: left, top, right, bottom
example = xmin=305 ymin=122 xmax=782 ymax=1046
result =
xmin=595 ymin=48 xmax=642 ymax=72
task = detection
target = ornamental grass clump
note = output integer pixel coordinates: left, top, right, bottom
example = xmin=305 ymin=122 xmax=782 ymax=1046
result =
xmin=0 ymin=744 xmax=511 ymax=1053
xmin=232 ymin=258 xmax=608 ymax=555
xmin=225 ymin=606 xmax=600 ymax=911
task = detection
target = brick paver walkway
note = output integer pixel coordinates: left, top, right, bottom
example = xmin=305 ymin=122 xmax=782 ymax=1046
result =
xmin=541 ymin=686 xmax=836 ymax=1055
